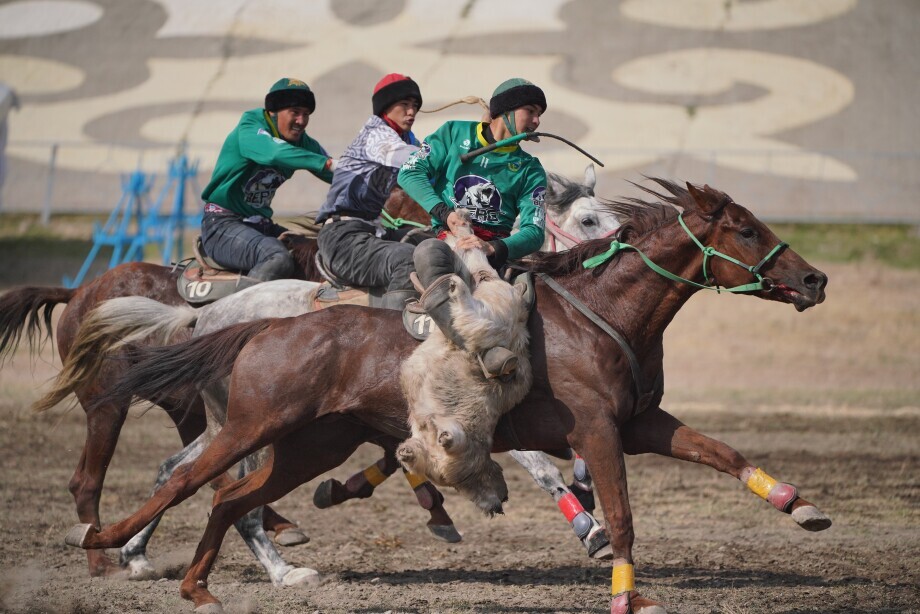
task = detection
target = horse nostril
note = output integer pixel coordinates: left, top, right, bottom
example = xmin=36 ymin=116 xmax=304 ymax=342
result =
xmin=804 ymin=272 xmax=828 ymax=290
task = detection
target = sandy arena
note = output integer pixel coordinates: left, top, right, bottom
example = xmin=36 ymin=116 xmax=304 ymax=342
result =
xmin=0 ymin=261 xmax=917 ymax=613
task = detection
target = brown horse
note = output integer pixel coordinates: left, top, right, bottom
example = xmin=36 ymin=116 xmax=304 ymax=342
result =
xmin=69 ymin=179 xmax=829 ymax=613
xmin=0 ymin=238 xmax=324 ymax=577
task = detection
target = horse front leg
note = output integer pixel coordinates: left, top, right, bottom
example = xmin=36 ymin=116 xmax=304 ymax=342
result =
xmin=621 ymin=406 xmax=832 ymax=531
xmin=573 ymin=417 xmax=665 ymax=614
xmin=180 ymin=424 xmax=369 ymax=613
xmin=508 ymin=450 xmax=611 ymax=560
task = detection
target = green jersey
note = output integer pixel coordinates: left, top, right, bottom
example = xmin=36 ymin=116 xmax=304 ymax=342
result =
xmin=201 ymin=108 xmax=333 ymax=219
xmin=397 ymin=120 xmax=546 ymax=260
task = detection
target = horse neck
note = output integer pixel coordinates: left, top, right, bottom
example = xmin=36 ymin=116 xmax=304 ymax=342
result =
xmin=558 ymin=217 xmax=710 ymax=350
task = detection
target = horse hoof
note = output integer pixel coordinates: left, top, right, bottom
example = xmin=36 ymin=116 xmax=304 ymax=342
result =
xmin=428 ymin=523 xmax=462 ymax=543
xmin=124 ymin=556 xmax=157 ymax=580
xmin=274 ymin=526 xmax=310 ymax=547
xmin=791 ymin=505 xmax=832 ymax=531
xmin=612 ymin=592 xmax=668 ymax=614
xmin=65 ymin=524 xmax=94 ymax=548
xmin=586 ymin=527 xmax=613 ymax=560
xmin=635 ymin=605 xmax=668 ymax=614
xmin=194 ymin=603 xmax=225 ymax=614
xmin=282 ymin=567 xmax=321 ymax=587
xmin=313 ymin=479 xmax=337 ymax=509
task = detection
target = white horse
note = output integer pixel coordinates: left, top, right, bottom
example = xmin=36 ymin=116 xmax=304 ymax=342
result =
xmin=541 ymin=164 xmax=621 ymax=252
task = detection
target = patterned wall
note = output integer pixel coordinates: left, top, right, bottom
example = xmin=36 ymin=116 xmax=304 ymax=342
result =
xmin=1 ymin=0 xmax=917 ymax=221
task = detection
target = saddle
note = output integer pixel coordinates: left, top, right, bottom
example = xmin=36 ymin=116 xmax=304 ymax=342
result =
xmin=178 ymin=237 xmax=536 ymax=341
xmin=177 ymin=238 xmax=262 ymax=305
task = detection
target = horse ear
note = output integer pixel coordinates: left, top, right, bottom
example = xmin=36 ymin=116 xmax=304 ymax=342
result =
xmin=686 ymin=181 xmax=718 ymax=216
xmin=583 ymin=164 xmax=596 ymax=194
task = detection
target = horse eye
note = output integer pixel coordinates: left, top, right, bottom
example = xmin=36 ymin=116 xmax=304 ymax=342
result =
xmin=740 ymin=228 xmax=757 ymax=239
xmin=581 ymin=218 xmax=596 ymax=227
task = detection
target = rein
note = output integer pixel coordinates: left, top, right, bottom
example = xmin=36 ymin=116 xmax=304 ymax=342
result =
xmin=544 ymin=217 xmax=618 ymax=252
xmin=380 ymin=209 xmax=429 ymax=230
xmin=582 ymin=213 xmax=787 ymax=293
xmin=536 ymin=272 xmax=646 ymax=402
xmin=532 ymin=210 xmax=786 ymax=418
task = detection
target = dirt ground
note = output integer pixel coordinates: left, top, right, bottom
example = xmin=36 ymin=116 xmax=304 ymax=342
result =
xmin=0 ymin=261 xmax=917 ymax=614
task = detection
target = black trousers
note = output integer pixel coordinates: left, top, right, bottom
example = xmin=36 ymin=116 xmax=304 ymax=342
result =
xmin=200 ymin=212 xmax=295 ymax=280
xmin=317 ymin=219 xmax=417 ymax=293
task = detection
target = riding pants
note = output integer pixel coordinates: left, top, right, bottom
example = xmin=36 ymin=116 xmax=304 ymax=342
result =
xmin=317 ymin=218 xmax=417 ymax=293
xmin=201 ymin=212 xmax=296 ymax=281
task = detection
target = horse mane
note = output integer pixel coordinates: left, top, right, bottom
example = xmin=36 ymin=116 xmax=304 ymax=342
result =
xmin=283 ymin=235 xmax=320 ymax=282
xmin=530 ymin=177 xmax=714 ymax=276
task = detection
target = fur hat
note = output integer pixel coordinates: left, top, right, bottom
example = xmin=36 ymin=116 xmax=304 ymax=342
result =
xmin=372 ymin=73 xmax=423 ymax=116
xmin=489 ymin=78 xmax=547 ymax=119
xmin=264 ymin=78 xmax=316 ymax=113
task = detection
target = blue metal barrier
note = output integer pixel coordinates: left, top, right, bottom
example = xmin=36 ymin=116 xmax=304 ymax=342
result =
xmin=64 ymin=154 xmax=202 ymax=288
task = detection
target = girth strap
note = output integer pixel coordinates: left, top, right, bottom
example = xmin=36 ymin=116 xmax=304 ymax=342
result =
xmin=536 ymin=272 xmax=645 ymax=404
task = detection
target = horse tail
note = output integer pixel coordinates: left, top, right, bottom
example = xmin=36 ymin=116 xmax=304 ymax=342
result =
xmin=87 ymin=318 xmax=275 ymax=414
xmin=32 ymin=297 xmax=198 ymax=413
xmin=0 ymin=286 xmax=75 ymax=365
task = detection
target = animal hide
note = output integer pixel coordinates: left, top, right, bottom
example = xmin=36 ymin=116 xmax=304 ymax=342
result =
xmin=397 ymin=214 xmax=532 ymax=515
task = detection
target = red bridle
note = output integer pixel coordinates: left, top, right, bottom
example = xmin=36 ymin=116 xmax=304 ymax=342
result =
xmin=544 ymin=216 xmax=619 ymax=252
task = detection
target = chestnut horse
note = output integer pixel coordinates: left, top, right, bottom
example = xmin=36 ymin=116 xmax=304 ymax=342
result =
xmin=69 ymin=179 xmax=829 ymax=613
xmin=1 ymin=173 xmax=619 ymax=579
xmin=0 ymin=238 xmax=322 ymax=577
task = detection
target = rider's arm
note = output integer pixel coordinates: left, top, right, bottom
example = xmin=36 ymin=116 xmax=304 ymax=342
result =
xmin=365 ymin=125 xmax=419 ymax=169
xmin=396 ymin=126 xmax=452 ymax=224
xmin=497 ymin=166 xmax=547 ymax=261
xmin=237 ymin=112 xmax=333 ymax=183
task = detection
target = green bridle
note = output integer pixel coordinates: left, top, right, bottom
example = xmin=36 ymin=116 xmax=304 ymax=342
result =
xmin=582 ymin=212 xmax=788 ymax=294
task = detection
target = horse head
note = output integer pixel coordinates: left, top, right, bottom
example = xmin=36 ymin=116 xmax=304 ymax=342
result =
xmin=678 ymin=180 xmax=828 ymax=311
xmin=544 ymin=164 xmax=622 ymax=251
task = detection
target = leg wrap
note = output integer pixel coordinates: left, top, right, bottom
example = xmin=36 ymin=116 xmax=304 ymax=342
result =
xmin=557 ymin=491 xmax=594 ymax=538
xmin=745 ymin=467 xmax=798 ymax=512
xmin=570 ymin=512 xmax=593 ymax=540
xmin=611 ymin=563 xmax=635 ymax=596
xmin=404 ymin=472 xmax=428 ymax=490
xmin=362 ymin=463 xmax=389 ymax=488
xmin=573 ymin=455 xmax=592 ymax=486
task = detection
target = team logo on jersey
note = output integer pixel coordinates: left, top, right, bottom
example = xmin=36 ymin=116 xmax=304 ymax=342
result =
xmin=508 ymin=162 xmax=521 ymax=172
xmin=462 ymin=139 xmax=471 ymax=149
xmin=531 ymin=186 xmax=547 ymax=228
xmin=452 ymin=175 xmax=502 ymax=224
xmin=416 ymin=141 xmax=431 ymax=160
xmin=243 ymin=169 xmax=286 ymax=208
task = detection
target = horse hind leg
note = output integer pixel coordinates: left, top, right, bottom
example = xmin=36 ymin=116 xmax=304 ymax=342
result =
xmin=312 ymin=455 xmax=396 ymax=509
xmin=621 ymin=406 xmax=831 ymax=531
xmin=68 ymin=390 xmax=130 ymax=577
xmin=508 ymin=450 xmax=612 ymax=560
xmin=313 ymin=443 xmax=463 ymax=544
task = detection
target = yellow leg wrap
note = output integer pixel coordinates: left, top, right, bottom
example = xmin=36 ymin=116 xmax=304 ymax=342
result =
xmin=404 ymin=472 xmax=428 ymax=490
xmin=611 ymin=563 xmax=635 ymax=595
xmin=362 ymin=464 xmax=388 ymax=487
xmin=746 ymin=468 xmax=778 ymax=500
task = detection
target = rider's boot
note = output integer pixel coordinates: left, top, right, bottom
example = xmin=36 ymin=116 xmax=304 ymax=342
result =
xmin=248 ymin=251 xmax=297 ymax=282
xmin=414 ymin=239 xmax=517 ymax=379
xmin=381 ymin=289 xmax=419 ymax=311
